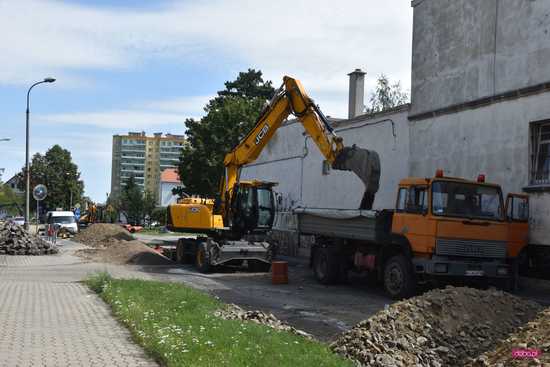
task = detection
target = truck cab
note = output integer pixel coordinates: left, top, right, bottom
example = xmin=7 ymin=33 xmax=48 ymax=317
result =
xmin=391 ymin=170 xmax=528 ymax=283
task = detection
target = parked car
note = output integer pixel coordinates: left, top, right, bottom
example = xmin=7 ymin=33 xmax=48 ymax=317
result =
xmin=9 ymin=216 xmax=25 ymax=226
xmin=46 ymin=211 xmax=78 ymax=235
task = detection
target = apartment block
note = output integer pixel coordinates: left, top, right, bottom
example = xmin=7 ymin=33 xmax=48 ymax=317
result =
xmin=110 ymin=132 xmax=185 ymax=199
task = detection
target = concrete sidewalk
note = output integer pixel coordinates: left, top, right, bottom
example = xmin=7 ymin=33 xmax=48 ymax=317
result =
xmin=0 ymin=242 xmax=157 ymax=367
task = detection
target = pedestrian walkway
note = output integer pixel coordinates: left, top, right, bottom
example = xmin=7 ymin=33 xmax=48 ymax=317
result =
xmin=0 ymin=242 xmax=158 ymax=367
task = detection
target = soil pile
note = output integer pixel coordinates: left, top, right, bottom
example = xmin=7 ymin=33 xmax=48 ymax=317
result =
xmin=73 ymin=223 xmax=133 ymax=246
xmin=215 ymin=304 xmax=312 ymax=339
xmin=331 ymin=286 xmax=541 ymax=367
xmin=0 ymin=222 xmax=58 ymax=255
xmin=468 ymin=307 xmax=550 ymax=366
xmin=74 ymin=224 xmax=172 ymax=266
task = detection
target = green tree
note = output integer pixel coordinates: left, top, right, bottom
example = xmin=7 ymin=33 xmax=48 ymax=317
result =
xmin=117 ymin=176 xmax=144 ymax=225
xmin=142 ymin=190 xmax=157 ymax=225
xmin=17 ymin=145 xmax=84 ymax=211
xmin=366 ymin=74 xmax=409 ymax=114
xmin=151 ymin=207 xmax=167 ymax=226
xmin=0 ymin=183 xmax=23 ymax=216
xmin=116 ymin=177 xmax=158 ymax=225
xmin=177 ymin=69 xmax=275 ymax=196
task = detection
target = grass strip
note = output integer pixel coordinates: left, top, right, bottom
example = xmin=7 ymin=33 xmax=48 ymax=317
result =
xmin=86 ymin=272 xmax=352 ymax=367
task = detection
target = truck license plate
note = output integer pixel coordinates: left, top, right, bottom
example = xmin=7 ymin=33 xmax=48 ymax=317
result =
xmin=465 ymin=270 xmax=484 ymax=276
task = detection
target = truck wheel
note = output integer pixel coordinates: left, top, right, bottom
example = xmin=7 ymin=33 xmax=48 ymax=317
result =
xmin=195 ymin=242 xmax=211 ymax=273
xmin=383 ymin=254 xmax=416 ymax=299
xmin=500 ymin=260 xmax=519 ymax=292
xmin=313 ymin=246 xmax=339 ymax=285
xmin=176 ymin=239 xmax=185 ymax=263
xmin=249 ymin=261 xmax=271 ymax=272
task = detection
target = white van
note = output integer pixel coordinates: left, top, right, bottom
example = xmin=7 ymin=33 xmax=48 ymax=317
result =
xmin=46 ymin=211 xmax=78 ymax=234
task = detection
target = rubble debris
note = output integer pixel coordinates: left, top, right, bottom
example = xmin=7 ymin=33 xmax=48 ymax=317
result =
xmin=468 ymin=307 xmax=550 ymax=366
xmin=331 ymin=286 xmax=541 ymax=367
xmin=214 ymin=304 xmax=312 ymax=339
xmin=0 ymin=222 xmax=58 ymax=255
xmin=74 ymin=224 xmax=172 ymax=265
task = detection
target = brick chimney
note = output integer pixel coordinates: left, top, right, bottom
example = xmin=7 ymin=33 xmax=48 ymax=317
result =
xmin=348 ymin=68 xmax=366 ymax=119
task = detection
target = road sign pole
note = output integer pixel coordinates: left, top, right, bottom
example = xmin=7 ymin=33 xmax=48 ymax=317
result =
xmin=36 ymin=200 xmax=39 ymax=234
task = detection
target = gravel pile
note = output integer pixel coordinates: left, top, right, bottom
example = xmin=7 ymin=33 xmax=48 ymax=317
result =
xmin=73 ymin=223 xmax=133 ymax=247
xmin=468 ymin=307 xmax=550 ymax=366
xmin=215 ymin=304 xmax=312 ymax=339
xmin=0 ymin=222 xmax=58 ymax=255
xmin=331 ymin=286 xmax=541 ymax=367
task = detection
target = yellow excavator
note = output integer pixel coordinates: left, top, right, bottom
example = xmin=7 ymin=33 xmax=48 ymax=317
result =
xmin=167 ymin=76 xmax=380 ymax=272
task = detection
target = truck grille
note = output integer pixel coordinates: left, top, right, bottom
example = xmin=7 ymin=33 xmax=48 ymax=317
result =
xmin=435 ymin=238 xmax=507 ymax=259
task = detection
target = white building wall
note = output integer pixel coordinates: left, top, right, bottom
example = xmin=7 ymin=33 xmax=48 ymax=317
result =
xmin=159 ymin=182 xmax=179 ymax=207
xmin=241 ymin=108 xmax=410 ymax=211
xmin=409 ymin=92 xmax=550 ymax=246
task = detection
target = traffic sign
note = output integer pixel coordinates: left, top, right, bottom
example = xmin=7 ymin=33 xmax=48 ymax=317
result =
xmin=33 ymin=184 xmax=47 ymax=201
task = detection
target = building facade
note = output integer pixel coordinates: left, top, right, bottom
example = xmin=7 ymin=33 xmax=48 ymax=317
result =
xmin=159 ymin=168 xmax=184 ymax=207
xmin=111 ymin=132 xmax=185 ymax=199
xmin=240 ymin=0 xmax=550 ymax=264
xmin=409 ymin=0 xmax=550 ymax=265
xmin=4 ymin=175 xmax=23 ymax=196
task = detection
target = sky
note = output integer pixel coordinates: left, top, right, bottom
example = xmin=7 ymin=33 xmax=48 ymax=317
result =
xmin=0 ymin=0 xmax=413 ymax=202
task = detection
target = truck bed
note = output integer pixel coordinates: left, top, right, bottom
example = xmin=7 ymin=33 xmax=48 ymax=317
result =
xmin=294 ymin=208 xmax=393 ymax=242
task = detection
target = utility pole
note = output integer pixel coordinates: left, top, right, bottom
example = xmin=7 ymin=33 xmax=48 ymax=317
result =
xmin=25 ymin=78 xmax=56 ymax=230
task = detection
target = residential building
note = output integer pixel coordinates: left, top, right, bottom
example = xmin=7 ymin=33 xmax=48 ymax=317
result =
xmin=240 ymin=0 xmax=550 ymax=267
xmin=159 ymin=168 xmax=185 ymax=207
xmin=111 ymin=132 xmax=185 ymax=199
xmin=4 ymin=175 xmax=24 ymax=196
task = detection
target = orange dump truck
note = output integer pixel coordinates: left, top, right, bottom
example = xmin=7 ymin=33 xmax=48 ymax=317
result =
xmin=296 ymin=171 xmax=529 ymax=299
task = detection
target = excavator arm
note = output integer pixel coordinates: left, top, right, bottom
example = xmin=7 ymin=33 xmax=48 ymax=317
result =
xmin=220 ymin=76 xmax=381 ymax=215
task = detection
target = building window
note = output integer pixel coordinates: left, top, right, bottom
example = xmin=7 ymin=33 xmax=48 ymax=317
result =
xmin=531 ymin=122 xmax=550 ymax=185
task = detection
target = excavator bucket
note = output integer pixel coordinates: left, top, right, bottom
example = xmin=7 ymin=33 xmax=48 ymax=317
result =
xmin=332 ymin=146 xmax=381 ymax=210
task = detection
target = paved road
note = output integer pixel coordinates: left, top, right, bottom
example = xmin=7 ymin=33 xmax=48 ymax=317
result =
xmin=0 ymin=242 xmax=158 ymax=367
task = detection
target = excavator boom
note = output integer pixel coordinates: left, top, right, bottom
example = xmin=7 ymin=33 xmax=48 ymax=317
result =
xmin=220 ymin=76 xmax=380 ymax=213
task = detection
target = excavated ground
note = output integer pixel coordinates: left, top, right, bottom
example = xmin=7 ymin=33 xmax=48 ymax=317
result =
xmin=331 ymin=286 xmax=543 ymax=367
xmin=74 ymin=224 xmax=173 ymax=266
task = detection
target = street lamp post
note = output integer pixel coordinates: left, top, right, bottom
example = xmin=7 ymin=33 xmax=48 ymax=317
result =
xmin=65 ymin=172 xmax=73 ymax=210
xmin=0 ymin=138 xmax=10 ymax=142
xmin=25 ymin=78 xmax=55 ymax=230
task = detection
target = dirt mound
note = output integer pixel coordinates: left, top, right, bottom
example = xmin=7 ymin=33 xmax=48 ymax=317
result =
xmin=0 ymin=222 xmax=58 ymax=255
xmin=74 ymin=224 xmax=172 ymax=266
xmin=468 ymin=307 xmax=550 ymax=366
xmin=73 ymin=223 xmax=133 ymax=246
xmin=331 ymin=286 xmax=541 ymax=367
xmin=215 ymin=304 xmax=312 ymax=339
xmin=76 ymin=239 xmax=173 ymax=266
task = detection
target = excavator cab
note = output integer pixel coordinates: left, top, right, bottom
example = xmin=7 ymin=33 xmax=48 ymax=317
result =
xmin=227 ymin=181 xmax=277 ymax=237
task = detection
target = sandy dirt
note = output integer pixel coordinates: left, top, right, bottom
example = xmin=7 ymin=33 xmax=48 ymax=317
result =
xmin=74 ymin=224 xmax=173 ymax=266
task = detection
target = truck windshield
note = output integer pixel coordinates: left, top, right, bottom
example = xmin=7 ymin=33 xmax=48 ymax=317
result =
xmin=432 ymin=181 xmax=503 ymax=220
xmin=50 ymin=216 xmax=75 ymax=224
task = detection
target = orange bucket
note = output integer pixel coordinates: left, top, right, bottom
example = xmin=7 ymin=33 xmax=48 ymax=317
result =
xmin=271 ymin=261 xmax=288 ymax=284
